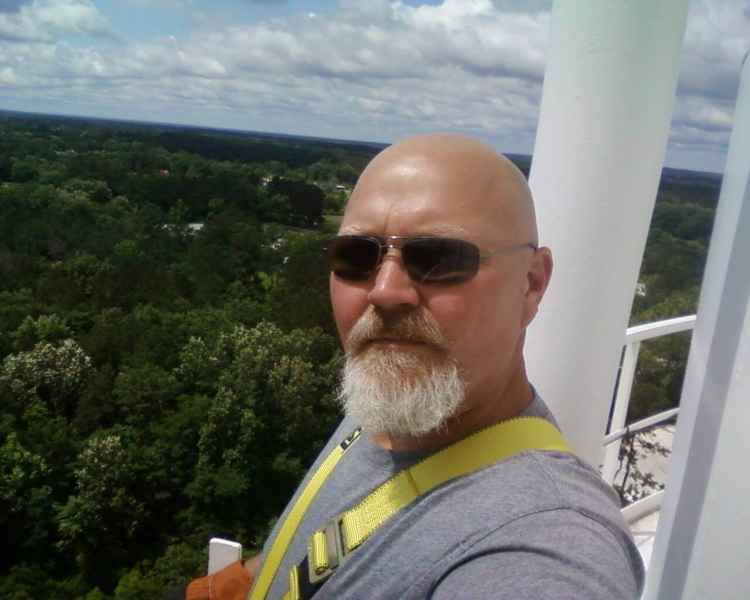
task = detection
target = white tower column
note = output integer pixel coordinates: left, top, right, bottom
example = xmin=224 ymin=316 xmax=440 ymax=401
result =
xmin=643 ymin=52 xmax=750 ymax=600
xmin=526 ymin=0 xmax=689 ymax=464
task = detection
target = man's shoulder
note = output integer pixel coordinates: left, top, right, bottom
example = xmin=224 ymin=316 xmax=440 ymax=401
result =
xmin=455 ymin=448 xmax=632 ymax=549
xmin=406 ymin=450 xmax=643 ymax=599
xmin=426 ymin=505 xmax=643 ymax=600
xmin=418 ymin=446 xmax=620 ymax=529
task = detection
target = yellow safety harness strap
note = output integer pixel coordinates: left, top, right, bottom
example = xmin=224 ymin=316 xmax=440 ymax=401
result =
xmin=338 ymin=416 xmax=570 ymax=554
xmin=248 ymin=428 xmax=361 ymax=600
xmin=255 ymin=417 xmax=572 ymax=600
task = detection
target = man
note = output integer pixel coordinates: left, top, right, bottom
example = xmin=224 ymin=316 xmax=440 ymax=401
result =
xmin=187 ymin=134 xmax=644 ymax=599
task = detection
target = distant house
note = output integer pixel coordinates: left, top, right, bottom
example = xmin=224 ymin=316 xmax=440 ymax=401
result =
xmin=159 ymin=169 xmax=171 ymax=177
xmin=161 ymin=222 xmax=204 ymax=235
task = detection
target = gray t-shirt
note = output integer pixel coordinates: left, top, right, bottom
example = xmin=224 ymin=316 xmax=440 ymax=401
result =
xmin=258 ymin=396 xmax=644 ymax=599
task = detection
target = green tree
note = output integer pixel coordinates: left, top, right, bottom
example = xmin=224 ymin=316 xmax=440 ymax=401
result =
xmin=57 ymin=428 xmax=151 ymax=590
xmin=12 ymin=314 xmax=72 ymax=351
xmin=179 ymin=322 xmax=341 ymax=538
xmin=0 ymin=339 xmax=92 ymax=419
xmin=0 ymin=433 xmax=53 ymax=563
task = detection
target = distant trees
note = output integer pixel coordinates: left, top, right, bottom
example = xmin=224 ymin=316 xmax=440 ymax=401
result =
xmin=0 ymin=113 xmax=720 ymax=595
xmin=266 ymin=177 xmax=325 ymax=227
xmin=626 ymin=198 xmax=716 ymax=425
xmin=611 ymin=183 xmax=719 ymax=506
xmin=0 ymin=115 xmax=357 ymax=598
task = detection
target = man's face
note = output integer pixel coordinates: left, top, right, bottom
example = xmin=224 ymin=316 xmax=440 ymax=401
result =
xmin=331 ymin=147 xmax=542 ymax=434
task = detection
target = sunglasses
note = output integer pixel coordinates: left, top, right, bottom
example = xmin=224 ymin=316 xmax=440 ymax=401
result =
xmin=325 ymin=235 xmax=537 ymax=284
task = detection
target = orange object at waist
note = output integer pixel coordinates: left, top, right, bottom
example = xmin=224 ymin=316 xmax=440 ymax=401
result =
xmin=186 ymin=560 xmax=252 ymax=600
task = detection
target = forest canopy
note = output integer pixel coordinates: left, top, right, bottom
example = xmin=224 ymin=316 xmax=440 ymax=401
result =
xmin=0 ymin=112 xmax=720 ymax=598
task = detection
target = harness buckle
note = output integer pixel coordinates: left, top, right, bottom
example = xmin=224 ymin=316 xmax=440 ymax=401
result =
xmin=307 ymin=516 xmax=347 ymax=584
xmin=339 ymin=427 xmax=362 ymax=451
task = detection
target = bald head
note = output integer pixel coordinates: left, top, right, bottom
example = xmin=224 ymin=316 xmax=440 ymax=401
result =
xmin=331 ymin=134 xmax=552 ymax=447
xmin=344 ymin=133 xmax=538 ymax=246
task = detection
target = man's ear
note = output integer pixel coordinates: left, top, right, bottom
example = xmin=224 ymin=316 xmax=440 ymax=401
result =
xmin=522 ymin=247 xmax=552 ymax=327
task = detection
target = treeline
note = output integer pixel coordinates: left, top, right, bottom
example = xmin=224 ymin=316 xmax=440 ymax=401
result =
xmin=625 ymin=172 xmax=719 ymax=423
xmin=0 ymin=115 xmax=363 ymax=598
xmin=0 ymin=113 xmax=720 ymax=597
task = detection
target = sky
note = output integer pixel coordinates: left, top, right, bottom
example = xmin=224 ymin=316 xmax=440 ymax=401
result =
xmin=0 ymin=0 xmax=748 ymax=173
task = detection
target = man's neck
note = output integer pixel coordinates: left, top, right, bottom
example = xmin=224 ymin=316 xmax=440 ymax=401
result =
xmin=371 ymin=370 xmax=535 ymax=453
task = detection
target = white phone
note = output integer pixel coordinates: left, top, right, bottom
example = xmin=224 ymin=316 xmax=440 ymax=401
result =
xmin=208 ymin=537 xmax=243 ymax=575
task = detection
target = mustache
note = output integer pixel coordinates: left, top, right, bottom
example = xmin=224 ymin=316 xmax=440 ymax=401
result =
xmin=346 ymin=308 xmax=448 ymax=355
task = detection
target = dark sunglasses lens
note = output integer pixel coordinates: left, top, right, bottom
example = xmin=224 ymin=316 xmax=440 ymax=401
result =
xmin=326 ymin=237 xmax=380 ymax=280
xmin=403 ymin=238 xmax=480 ymax=283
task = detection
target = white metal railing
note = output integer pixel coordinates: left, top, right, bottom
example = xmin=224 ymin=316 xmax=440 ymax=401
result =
xmin=601 ymin=315 xmax=697 ymax=490
xmin=603 ymin=407 xmax=681 ymax=446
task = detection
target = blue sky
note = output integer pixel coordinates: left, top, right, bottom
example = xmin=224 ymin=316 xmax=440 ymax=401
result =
xmin=0 ymin=0 xmax=748 ymax=172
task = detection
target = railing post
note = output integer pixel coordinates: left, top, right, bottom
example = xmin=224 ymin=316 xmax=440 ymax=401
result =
xmin=601 ymin=340 xmax=640 ymax=484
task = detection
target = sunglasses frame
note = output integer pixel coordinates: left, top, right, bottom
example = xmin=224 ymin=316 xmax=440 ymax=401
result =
xmin=325 ymin=234 xmax=537 ymax=284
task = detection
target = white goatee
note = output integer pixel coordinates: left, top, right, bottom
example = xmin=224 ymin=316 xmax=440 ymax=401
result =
xmin=337 ymin=308 xmax=465 ymax=436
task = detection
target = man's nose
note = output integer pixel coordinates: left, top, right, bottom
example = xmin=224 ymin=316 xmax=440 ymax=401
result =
xmin=367 ymin=252 xmax=420 ymax=311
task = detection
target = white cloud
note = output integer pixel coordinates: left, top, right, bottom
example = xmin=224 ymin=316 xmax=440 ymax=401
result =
xmin=0 ymin=0 xmax=747 ymax=171
xmin=34 ymin=0 xmax=109 ymax=34
xmin=663 ymin=0 xmax=750 ymax=168
xmin=490 ymin=0 xmax=551 ymax=12
xmin=679 ymin=0 xmax=748 ymax=100
xmin=152 ymin=0 xmax=549 ymax=147
xmin=0 ymin=65 xmax=16 ymax=84
xmin=124 ymin=0 xmax=192 ymax=7
xmin=0 ymin=0 xmax=111 ymax=42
